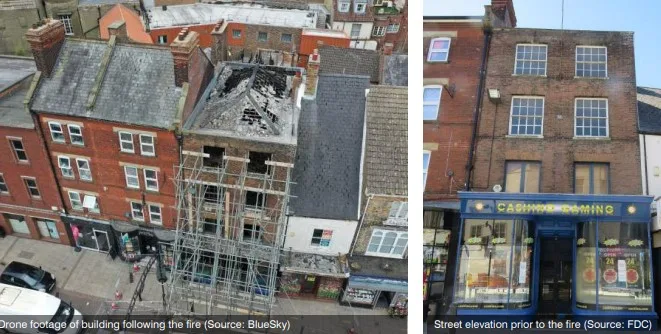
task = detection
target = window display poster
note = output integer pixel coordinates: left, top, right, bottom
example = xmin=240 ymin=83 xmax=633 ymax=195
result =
xmin=599 ymin=248 xmax=642 ymax=290
xmin=600 ymin=249 xmax=618 ymax=289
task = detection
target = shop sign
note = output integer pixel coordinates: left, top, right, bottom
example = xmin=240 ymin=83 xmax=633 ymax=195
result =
xmin=464 ymin=199 xmax=645 ymax=217
xmin=342 ymin=287 xmax=376 ymax=305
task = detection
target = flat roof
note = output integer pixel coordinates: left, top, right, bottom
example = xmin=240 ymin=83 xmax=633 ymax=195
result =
xmin=0 ymin=56 xmax=36 ymax=129
xmin=148 ymin=3 xmax=318 ymax=29
xmin=0 ymin=56 xmax=35 ymax=93
xmin=302 ymin=28 xmax=348 ymax=38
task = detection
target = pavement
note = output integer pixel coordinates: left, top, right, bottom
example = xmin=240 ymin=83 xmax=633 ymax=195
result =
xmin=0 ymin=235 xmax=406 ymax=333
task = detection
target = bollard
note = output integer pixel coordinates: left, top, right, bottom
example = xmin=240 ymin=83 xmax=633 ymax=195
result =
xmin=129 ymin=271 xmax=134 ymax=283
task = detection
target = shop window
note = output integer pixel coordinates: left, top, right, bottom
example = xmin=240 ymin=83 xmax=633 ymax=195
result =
xmin=203 ymin=146 xmax=225 ymax=168
xmin=514 ymin=44 xmax=547 ymax=76
xmin=119 ymin=132 xmax=134 ymax=153
xmin=68 ymin=191 xmax=83 ymax=210
xmin=149 ymin=204 xmax=162 ymax=225
xmin=4 ymin=214 xmax=29 ymax=235
xmin=0 ymin=174 xmax=8 ymax=194
xmin=243 ymin=223 xmax=261 ymax=241
xmin=574 ymin=163 xmax=609 ymax=194
xmin=23 ymin=177 xmax=40 ymax=198
xmin=427 ymin=37 xmax=450 ymax=62
xmin=576 ymin=221 xmax=652 ymax=310
xmin=366 ymin=229 xmax=407 ymax=258
xmin=509 ymin=97 xmax=544 ymax=136
xmin=48 ymin=122 xmax=65 ymax=143
xmin=139 ymin=135 xmax=155 ymax=156
xmin=67 ymin=124 xmax=84 ymax=146
xmin=121 ymin=232 xmax=140 ymax=259
xmin=131 ymin=201 xmax=144 ymax=221
xmin=144 ymin=169 xmax=158 ymax=191
xmin=505 ymin=161 xmax=540 ymax=193
xmin=36 ymin=219 xmax=59 ymax=239
xmin=453 ymin=219 xmax=534 ymax=309
xmin=310 ymin=229 xmax=332 ymax=247
xmin=248 ymin=151 xmax=271 ymax=174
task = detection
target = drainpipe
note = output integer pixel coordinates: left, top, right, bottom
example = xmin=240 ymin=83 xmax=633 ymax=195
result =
xmin=643 ymin=134 xmax=649 ymax=195
xmin=464 ymin=27 xmax=492 ymax=191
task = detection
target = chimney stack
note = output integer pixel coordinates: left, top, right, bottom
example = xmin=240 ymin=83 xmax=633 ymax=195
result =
xmin=304 ymin=48 xmax=320 ymax=96
xmin=25 ymin=19 xmax=66 ymax=78
xmin=108 ymin=20 xmax=128 ymax=43
xmin=488 ymin=0 xmax=517 ymax=28
xmin=170 ymin=28 xmax=200 ymax=87
xmin=382 ymin=42 xmax=394 ymax=56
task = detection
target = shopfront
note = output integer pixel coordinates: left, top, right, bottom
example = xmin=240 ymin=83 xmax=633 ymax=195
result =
xmin=110 ymin=220 xmax=175 ymax=262
xmin=453 ymin=192 xmax=656 ymax=319
xmin=341 ymin=275 xmax=408 ymax=309
xmin=64 ymin=216 xmax=116 ymax=255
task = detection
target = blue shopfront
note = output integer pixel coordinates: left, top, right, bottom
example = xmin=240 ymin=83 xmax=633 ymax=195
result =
xmin=452 ymin=191 xmax=656 ymax=319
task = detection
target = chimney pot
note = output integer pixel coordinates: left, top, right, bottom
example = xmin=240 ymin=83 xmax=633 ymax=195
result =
xmin=25 ymin=19 xmax=66 ymax=78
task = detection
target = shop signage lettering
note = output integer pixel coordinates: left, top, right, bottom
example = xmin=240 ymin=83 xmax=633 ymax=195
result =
xmin=495 ymin=202 xmax=615 ymax=215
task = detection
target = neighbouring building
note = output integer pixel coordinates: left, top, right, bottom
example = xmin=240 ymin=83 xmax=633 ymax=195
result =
xmin=96 ymin=3 xmax=150 ymax=43
xmin=318 ymin=45 xmax=379 ymax=83
xmin=325 ymin=0 xmax=374 ymax=49
xmin=0 ymin=0 xmax=45 ymax=55
xmin=344 ymin=85 xmax=408 ymax=309
xmin=370 ymin=0 xmax=406 ymax=52
xmin=297 ymin=28 xmax=350 ymax=67
xmin=78 ymin=0 xmax=141 ymax=39
xmin=281 ymin=67 xmax=370 ymax=300
xmin=454 ymin=23 xmax=653 ymax=320
xmin=636 ymin=86 xmax=661 ymax=315
xmin=25 ymin=20 xmax=212 ymax=262
xmin=0 ymin=56 xmax=71 ymax=246
xmin=42 ymin=0 xmax=81 ymax=36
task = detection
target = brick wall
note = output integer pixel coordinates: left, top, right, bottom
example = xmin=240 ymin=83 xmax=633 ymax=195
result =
xmin=423 ymin=21 xmax=485 ymax=203
xmin=151 ymin=24 xmax=216 ymax=48
xmin=37 ymin=113 xmax=179 ymax=229
xmin=242 ymin=25 xmax=302 ymax=56
xmin=473 ymin=29 xmax=641 ymax=195
xmin=316 ymin=276 xmax=343 ymax=299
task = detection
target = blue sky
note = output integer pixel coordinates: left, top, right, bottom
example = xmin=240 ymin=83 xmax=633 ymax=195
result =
xmin=424 ymin=0 xmax=660 ymax=88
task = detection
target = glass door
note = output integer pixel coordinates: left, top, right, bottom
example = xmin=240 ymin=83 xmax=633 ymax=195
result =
xmin=36 ymin=220 xmax=59 ymax=239
xmin=94 ymin=229 xmax=110 ymax=252
xmin=538 ymin=237 xmax=573 ymax=315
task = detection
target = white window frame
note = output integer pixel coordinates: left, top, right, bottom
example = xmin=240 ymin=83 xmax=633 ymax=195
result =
xmin=423 ymin=150 xmax=431 ymax=190
xmin=386 ymin=23 xmax=399 ymax=33
xmin=354 ymin=2 xmax=366 ymax=13
xmin=124 ymin=166 xmax=140 ymax=189
xmin=67 ymin=124 xmax=84 ymax=146
xmin=280 ymin=33 xmax=292 ymax=43
xmin=58 ymin=156 xmax=74 ymax=178
xmin=508 ymin=96 xmax=545 ymax=137
xmin=365 ymin=229 xmax=408 ymax=258
xmin=427 ymin=37 xmax=451 ymax=62
xmin=0 ymin=173 xmax=8 ymax=194
xmin=574 ymin=98 xmax=609 ymax=138
xmin=388 ymin=202 xmax=408 ymax=219
xmin=575 ymin=46 xmax=608 ymax=78
xmin=373 ymin=26 xmax=385 ymax=36
xmin=130 ymin=201 xmax=144 ymax=221
xmin=58 ymin=14 xmax=73 ymax=35
xmin=338 ymin=0 xmax=350 ymax=12
xmin=68 ymin=191 xmax=83 ymax=210
xmin=423 ymin=85 xmax=442 ymax=120
xmin=144 ymin=169 xmax=159 ymax=192
xmin=139 ymin=134 xmax=155 ymax=156
xmin=119 ymin=131 xmax=134 ymax=153
xmin=350 ymin=24 xmax=362 ymax=38
xmin=82 ymin=194 xmax=99 ymax=213
xmin=148 ymin=204 xmax=162 ymax=225
xmin=48 ymin=122 xmax=65 ymax=143
xmin=23 ymin=177 xmax=40 ymax=199
xmin=513 ymin=44 xmax=548 ymax=76
xmin=76 ymin=158 xmax=92 ymax=181
xmin=157 ymin=35 xmax=167 ymax=44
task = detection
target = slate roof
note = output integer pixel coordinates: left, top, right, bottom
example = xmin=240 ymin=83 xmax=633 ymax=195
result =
xmin=637 ymin=87 xmax=661 ymax=135
xmin=0 ymin=57 xmax=36 ymax=129
xmin=0 ymin=0 xmax=36 ymax=10
xmin=32 ymin=39 xmax=182 ymax=129
xmin=290 ymin=74 xmax=370 ymax=221
xmin=187 ymin=63 xmax=300 ymax=145
xmin=364 ymin=86 xmax=407 ymax=196
xmin=318 ymin=45 xmax=380 ymax=83
xmin=381 ymin=54 xmax=408 ymax=87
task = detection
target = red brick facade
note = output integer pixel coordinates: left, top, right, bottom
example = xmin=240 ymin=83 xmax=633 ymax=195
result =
xmin=472 ymin=29 xmax=641 ymax=195
xmin=423 ymin=19 xmax=485 ymax=203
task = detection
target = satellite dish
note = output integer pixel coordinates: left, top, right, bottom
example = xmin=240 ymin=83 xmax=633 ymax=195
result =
xmin=493 ymin=184 xmax=503 ymax=193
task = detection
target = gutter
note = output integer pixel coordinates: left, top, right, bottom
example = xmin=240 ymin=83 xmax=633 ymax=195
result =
xmin=464 ymin=26 xmax=492 ymax=191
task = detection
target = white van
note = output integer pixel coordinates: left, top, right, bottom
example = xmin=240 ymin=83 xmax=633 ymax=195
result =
xmin=0 ymin=283 xmax=83 ymax=334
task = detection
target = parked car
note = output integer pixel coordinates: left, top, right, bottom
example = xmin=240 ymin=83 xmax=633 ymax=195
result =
xmin=0 ymin=261 xmax=56 ymax=293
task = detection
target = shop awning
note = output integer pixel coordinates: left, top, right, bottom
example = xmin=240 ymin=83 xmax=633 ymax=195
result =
xmin=153 ymin=228 xmax=176 ymax=242
xmin=110 ymin=220 xmax=140 ymax=233
xmin=347 ymin=275 xmax=407 ymax=293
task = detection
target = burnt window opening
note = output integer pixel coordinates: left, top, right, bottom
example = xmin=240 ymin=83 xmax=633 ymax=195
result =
xmin=245 ymin=191 xmax=266 ymax=209
xmin=203 ymin=217 xmax=221 ymax=234
xmin=243 ymin=223 xmax=261 ymax=240
xmin=204 ymin=185 xmax=220 ymax=203
xmin=203 ymin=146 xmax=225 ymax=168
xmin=248 ymin=151 xmax=271 ymax=174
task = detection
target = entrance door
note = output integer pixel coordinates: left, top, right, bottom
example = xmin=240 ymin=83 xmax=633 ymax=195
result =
xmin=300 ymin=275 xmax=318 ymax=294
xmin=94 ymin=229 xmax=110 ymax=252
xmin=538 ymin=237 xmax=573 ymax=315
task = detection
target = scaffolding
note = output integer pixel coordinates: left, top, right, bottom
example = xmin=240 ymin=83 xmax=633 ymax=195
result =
xmin=167 ymin=150 xmax=293 ymax=317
